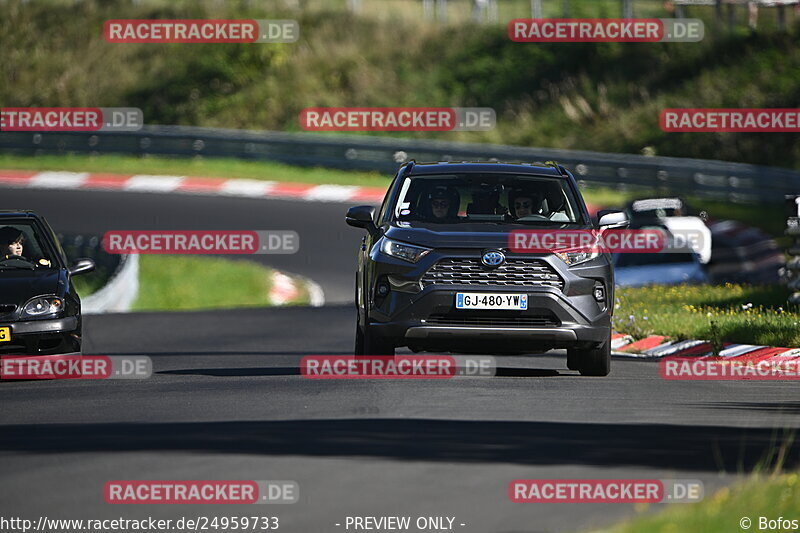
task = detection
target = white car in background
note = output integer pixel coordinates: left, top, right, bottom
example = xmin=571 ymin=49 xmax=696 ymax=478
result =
xmin=627 ymin=198 xmax=712 ymax=264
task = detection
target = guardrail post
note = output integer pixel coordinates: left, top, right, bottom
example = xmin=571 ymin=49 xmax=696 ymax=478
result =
xmin=727 ymin=2 xmax=736 ymax=31
xmin=785 ymin=195 xmax=800 ymax=304
xmin=436 ymin=0 xmax=447 ymax=22
xmin=423 ymin=0 xmax=434 ymax=20
xmin=531 ymin=0 xmax=543 ymax=18
xmin=621 ymin=0 xmax=633 ymax=19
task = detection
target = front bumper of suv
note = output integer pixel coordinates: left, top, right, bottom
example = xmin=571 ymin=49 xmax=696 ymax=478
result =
xmin=366 ymin=250 xmax=613 ymax=353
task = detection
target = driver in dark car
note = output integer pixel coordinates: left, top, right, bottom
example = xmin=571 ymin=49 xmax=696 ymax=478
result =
xmin=0 ymin=226 xmax=25 ymax=259
xmin=0 ymin=226 xmax=51 ymax=267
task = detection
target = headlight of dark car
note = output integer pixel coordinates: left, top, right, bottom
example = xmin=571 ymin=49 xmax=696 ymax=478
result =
xmin=21 ymin=295 xmax=64 ymax=318
xmin=379 ymin=238 xmax=432 ymax=263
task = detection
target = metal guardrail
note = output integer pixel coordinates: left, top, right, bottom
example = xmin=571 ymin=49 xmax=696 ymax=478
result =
xmin=82 ymin=254 xmax=139 ymax=314
xmin=2 ymin=125 xmax=799 ymax=204
xmin=56 ymin=233 xmax=139 ymax=314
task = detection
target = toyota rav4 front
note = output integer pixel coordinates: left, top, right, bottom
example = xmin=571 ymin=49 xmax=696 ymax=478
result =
xmin=346 ymin=161 xmax=628 ymax=376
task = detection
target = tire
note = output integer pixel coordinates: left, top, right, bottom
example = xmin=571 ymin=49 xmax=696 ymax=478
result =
xmin=568 ymin=340 xmax=611 ymax=376
xmin=363 ymin=326 xmax=395 ymax=356
xmin=354 ymin=320 xmax=365 ymax=355
xmin=355 ymin=319 xmax=395 ymax=356
xmin=566 ymin=350 xmax=581 ymax=371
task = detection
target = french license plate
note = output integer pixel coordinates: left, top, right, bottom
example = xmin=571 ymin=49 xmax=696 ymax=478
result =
xmin=0 ymin=327 xmax=10 ymax=342
xmin=456 ymin=293 xmax=528 ymax=310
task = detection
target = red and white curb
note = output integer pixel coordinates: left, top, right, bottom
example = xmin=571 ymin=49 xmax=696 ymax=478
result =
xmin=612 ymin=333 xmax=800 ymax=363
xmin=0 ymin=170 xmax=387 ymax=204
xmin=269 ymin=270 xmax=325 ymax=307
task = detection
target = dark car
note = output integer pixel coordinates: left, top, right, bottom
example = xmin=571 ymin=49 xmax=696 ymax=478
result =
xmin=0 ymin=211 xmax=95 ymax=355
xmin=346 ymin=161 xmax=628 ymax=376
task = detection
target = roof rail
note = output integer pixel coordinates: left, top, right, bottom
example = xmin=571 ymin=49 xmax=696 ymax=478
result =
xmin=401 ymin=159 xmax=416 ymax=177
xmin=544 ymin=160 xmax=568 ymax=176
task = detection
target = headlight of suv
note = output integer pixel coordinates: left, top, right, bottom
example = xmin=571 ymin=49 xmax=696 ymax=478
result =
xmin=21 ymin=295 xmax=64 ymax=318
xmin=555 ymin=250 xmax=600 ymax=266
xmin=380 ymin=238 xmax=432 ymax=263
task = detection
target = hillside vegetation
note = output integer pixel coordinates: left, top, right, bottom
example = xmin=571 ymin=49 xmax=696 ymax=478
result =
xmin=2 ymin=0 xmax=800 ymax=167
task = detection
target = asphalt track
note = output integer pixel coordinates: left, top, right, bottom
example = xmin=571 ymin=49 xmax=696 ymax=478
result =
xmin=1 ymin=188 xmax=799 ymax=533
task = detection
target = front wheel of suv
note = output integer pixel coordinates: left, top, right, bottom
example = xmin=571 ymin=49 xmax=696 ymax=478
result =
xmin=567 ymin=340 xmax=611 ymax=376
xmin=354 ymin=320 xmax=395 ymax=356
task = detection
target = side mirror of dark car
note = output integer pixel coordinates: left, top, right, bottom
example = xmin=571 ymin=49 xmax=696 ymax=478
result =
xmin=69 ymin=258 xmax=96 ymax=276
xmin=346 ymin=205 xmax=379 ymax=237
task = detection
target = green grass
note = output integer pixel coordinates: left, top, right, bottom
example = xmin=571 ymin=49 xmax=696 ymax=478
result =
xmin=0 ymin=153 xmax=388 ymax=188
xmin=614 ymin=283 xmax=800 ymax=347
xmin=607 ymin=473 xmax=800 ymax=533
xmin=132 ymin=255 xmax=308 ymax=311
xmin=72 ymin=274 xmax=106 ymax=298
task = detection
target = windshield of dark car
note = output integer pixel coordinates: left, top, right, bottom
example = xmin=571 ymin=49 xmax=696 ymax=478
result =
xmin=0 ymin=221 xmax=55 ymax=269
xmin=392 ymin=173 xmax=584 ymax=225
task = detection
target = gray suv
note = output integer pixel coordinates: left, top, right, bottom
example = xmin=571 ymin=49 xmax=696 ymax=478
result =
xmin=346 ymin=161 xmax=628 ymax=376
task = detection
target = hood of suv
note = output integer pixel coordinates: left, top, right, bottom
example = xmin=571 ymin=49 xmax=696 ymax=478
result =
xmin=385 ymin=223 xmax=591 ymax=249
xmin=0 ymin=269 xmax=62 ymax=307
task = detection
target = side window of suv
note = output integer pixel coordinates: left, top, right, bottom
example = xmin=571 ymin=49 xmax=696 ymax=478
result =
xmin=377 ymin=174 xmax=402 ymax=225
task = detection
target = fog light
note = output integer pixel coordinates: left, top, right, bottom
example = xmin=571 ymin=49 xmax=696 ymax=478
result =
xmin=377 ymin=282 xmax=390 ymax=297
xmin=593 ymin=286 xmax=605 ymax=302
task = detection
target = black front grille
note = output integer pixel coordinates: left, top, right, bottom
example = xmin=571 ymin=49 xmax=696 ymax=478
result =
xmin=421 ymin=258 xmax=563 ymax=289
xmin=0 ymin=343 xmax=27 ymax=355
xmin=426 ymin=313 xmax=561 ymax=328
xmin=0 ymin=304 xmax=16 ymax=316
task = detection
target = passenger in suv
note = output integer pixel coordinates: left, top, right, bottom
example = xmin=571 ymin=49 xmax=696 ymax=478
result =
xmin=346 ymin=161 xmax=628 ymax=376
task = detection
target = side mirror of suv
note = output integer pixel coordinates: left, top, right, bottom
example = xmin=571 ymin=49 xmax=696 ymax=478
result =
xmin=597 ymin=210 xmax=629 ymax=229
xmin=346 ymin=205 xmax=379 ymax=237
xmin=69 ymin=258 xmax=96 ymax=276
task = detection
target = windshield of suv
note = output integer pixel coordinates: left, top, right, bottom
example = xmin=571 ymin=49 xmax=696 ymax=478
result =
xmin=0 ymin=221 xmax=56 ymax=270
xmin=392 ymin=173 xmax=584 ymax=225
